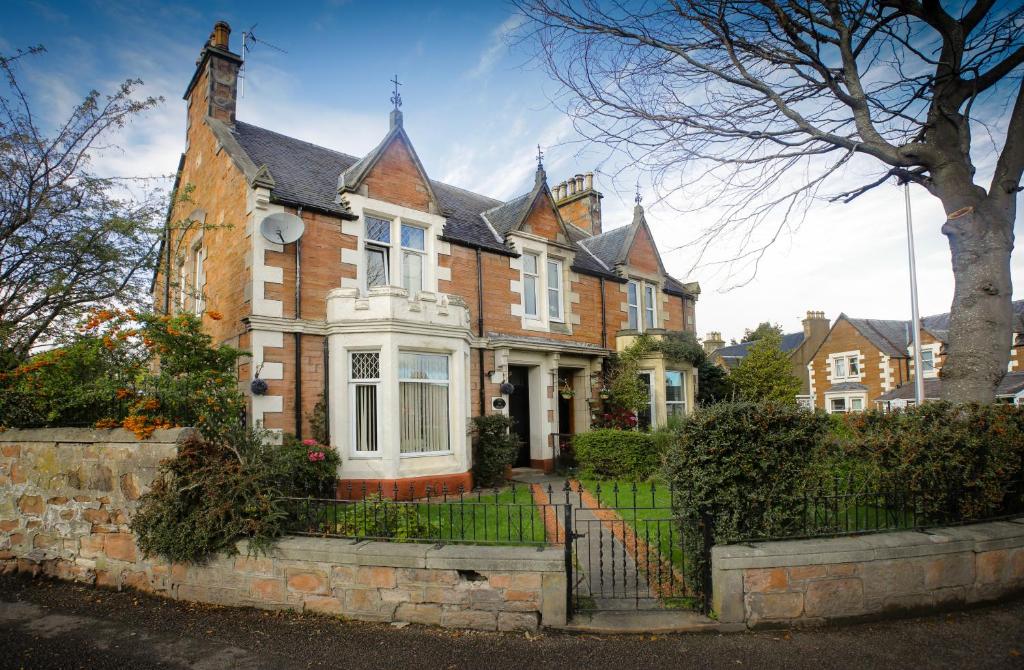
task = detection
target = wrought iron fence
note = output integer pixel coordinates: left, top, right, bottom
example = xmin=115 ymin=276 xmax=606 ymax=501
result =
xmin=723 ymin=478 xmax=1024 ymax=543
xmin=280 ymin=482 xmax=562 ymax=546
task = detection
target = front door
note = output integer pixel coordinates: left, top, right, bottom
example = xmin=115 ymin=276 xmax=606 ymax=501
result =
xmin=507 ymin=366 xmax=531 ymax=467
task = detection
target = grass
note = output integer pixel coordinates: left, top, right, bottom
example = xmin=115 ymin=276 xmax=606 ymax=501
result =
xmin=289 ymin=485 xmax=551 ymax=546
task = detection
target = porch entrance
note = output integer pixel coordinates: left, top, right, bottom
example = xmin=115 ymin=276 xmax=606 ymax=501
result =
xmin=507 ymin=366 xmax=531 ymax=467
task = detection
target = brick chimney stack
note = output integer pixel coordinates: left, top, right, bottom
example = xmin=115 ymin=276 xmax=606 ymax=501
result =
xmin=801 ymin=310 xmax=830 ymax=352
xmin=703 ymin=331 xmax=725 ymax=354
xmin=553 ymin=171 xmax=603 ymax=236
xmin=184 ymin=20 xmax=242 ymax=127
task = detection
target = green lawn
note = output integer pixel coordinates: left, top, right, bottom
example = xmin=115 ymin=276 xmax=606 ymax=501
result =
xmin=287 ymin=486 xmax=550 ymax=546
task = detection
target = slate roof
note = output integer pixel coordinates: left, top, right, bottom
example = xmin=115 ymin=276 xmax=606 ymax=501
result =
xmin=579 ymin=225 xmax=630 ymax=268
xmin=230 ymin=120 xmax=641 ymax=276
xmin=844 ymin=317 xmax=911 ymax=358
xmin=712 ymin=331 xmax=806 ymax=368
xmin=876 ymin=372 xmax=1024 ymax=402
xmin=826 ymin=382 xmax=869 ymax=392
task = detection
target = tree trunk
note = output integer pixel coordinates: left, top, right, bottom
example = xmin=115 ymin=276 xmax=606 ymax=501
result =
xmin=940 ymin=197 xmax=1015 ymax=404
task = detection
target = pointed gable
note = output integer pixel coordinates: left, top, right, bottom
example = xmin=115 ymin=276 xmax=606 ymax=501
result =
xmin=625 ymin=222 xmax=662 ymax=275
xmin=484 ymin=170 xmax=574 ymax=245
xmin=520 ymin=190 xmax=567 ymax=243
xmin=338 ymin=115 xmax=441 ymax=214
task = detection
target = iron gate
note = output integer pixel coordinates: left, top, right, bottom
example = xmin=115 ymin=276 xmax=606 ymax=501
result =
xmin=559 ymin=482 xmax=710 ymax=614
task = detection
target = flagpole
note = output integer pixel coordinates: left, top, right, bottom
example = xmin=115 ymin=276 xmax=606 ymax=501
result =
xmin=904 ymin=181 xmax=925 ymax=405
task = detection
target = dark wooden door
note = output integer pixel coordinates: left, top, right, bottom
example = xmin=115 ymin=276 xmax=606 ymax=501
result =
xmin=507 ymin=366 xmax=531 ymax=467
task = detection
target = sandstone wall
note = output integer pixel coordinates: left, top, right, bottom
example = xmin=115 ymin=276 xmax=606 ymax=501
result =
xmin=0 ymin=428 xmax=566 ymax=631
xmin=712 ymin=520 xmax=1024 ymax=628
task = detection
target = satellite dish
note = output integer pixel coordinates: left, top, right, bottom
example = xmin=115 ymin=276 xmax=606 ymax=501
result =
xmin=260 ymin=212 xmax=305 ymax=244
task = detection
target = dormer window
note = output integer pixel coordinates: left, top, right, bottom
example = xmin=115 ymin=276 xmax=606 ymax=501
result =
xmin=365 ymin=215 xmax=391 ymax=288
xmin=400 ymin=223 xmax=425 ymax=294
xmin=627 ymin=280 xmax=658 ymax=331
xmin=644 ymin=284 xmax=656 ymax=330
xmin=547 ymin=258 xmax=564 ymax=322
xmin=523 ymin=252 xmax=540 ymax=318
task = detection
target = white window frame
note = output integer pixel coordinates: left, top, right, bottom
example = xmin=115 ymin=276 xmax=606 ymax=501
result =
xmin=627 ymin=281 xmax=640 ymax=330
xmin=398 ymin=351 xmax=452 ymax=456
xmin=644 ymin=284 xmax=657 ymax=330
xmin=400 ymin=222 xmax=426 ymax=295
xmin=638 ymin=370 xmax=656 ymax=429
xmin=665 ymin=370 xmax=686 ymax=419
xmin=192 ymin=243 xmax=205 ymax=315
xmin=349 ymin=351 xmax=381 ymax=456
xmin=364 ymin=215 xmax=392 ymax=291
xmin=829 ymin=351 xmax=861 ymax=382
xmin=547 ymin=258 xmax=564 ymax=322
xmin=522 ymin=252 xmax=540 ymax=318
xmin=826 ymin=392 xmax=866 ymax=414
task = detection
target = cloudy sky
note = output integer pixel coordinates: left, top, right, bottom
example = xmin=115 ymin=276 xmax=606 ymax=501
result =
xmin=4 ymin=0 xmax=1021 ymax=343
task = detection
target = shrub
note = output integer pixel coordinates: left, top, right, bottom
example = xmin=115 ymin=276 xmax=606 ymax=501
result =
xmin=574 ymin=428 xmax=662 ymax=479
xmin=470 ymin=414 xmax=520 ymax=487
xmin=728 ymin=331 xmax=801 ymax=403
xmin=331 ymin=495 xmax=438 ymax=540
xmin=0 ymin=309 xmax=247 ymax=440
xmin=131 ymin=431 xmax=340 ymax=563
xmin=662 ymin=401 xmax=831 ymax=589
xmin=271 ymin=436 xmax=340 ymax=498
xmin=844 ymin=402 xmax=1024 ymax=520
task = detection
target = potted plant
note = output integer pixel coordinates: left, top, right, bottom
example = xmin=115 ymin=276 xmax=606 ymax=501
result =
xmin=560 ymin=380 xmax=575 ymax=400
xmin=598 ymin=387 xmax=611 ymax=400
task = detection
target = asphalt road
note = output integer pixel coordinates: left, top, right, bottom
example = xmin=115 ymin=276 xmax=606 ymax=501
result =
xmin=1 ymin=575 xmax=1022 ymax=670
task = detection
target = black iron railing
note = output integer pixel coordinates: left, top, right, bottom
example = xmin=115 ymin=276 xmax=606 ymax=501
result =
xmin=281 ymin=482 xmax=562 ymax=546
xmin=724 ymin=479 xmax=1024 ymax=543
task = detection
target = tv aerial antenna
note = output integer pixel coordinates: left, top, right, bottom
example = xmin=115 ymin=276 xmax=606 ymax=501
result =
xmin=239 ymin=24 xmax=287 ymax=97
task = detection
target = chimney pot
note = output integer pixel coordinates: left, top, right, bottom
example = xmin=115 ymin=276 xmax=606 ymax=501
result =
xmin=575 ymin=174 xmax=584 ymax=192
xmin=212 ymin=20 xmax=231 ymax=50
xmin=584 ymin=172 xmax=593 ymax=190
xmin=568 ymin=179 xmax=576 ymax=195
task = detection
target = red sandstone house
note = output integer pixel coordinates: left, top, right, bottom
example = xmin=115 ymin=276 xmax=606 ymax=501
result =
xmin=152 ymin=22 xmax=700 ymax=493
xmin=805 ymin=301 xmax=1024 ymax=413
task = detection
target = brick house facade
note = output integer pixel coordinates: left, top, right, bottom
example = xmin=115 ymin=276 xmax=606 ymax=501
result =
xmin=152 ymin=23 xmax=700 ymax=491
xmin=806 ymin=301 xmax=1024 ymax=412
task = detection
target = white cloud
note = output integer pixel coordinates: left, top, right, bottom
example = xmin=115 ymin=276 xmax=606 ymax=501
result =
xmin=465 ymin=14 xmax=526 ymax=80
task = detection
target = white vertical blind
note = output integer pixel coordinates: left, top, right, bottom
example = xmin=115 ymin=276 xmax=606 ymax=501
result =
xmin=399 ymin=353 xmax=450 ymax=453
xmin=351 ymin=352 xmax=380 ymax=453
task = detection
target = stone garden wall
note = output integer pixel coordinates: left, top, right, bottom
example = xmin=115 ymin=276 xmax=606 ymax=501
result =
xmin=712 ymin=519 xmax=1024 ymax=628
xmin=0 ymin=428 xmax=566 ymax=631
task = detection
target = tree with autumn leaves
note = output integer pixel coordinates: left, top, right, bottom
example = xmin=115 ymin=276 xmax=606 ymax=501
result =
xmin=0 ymin=308 xmax=246 ymax=440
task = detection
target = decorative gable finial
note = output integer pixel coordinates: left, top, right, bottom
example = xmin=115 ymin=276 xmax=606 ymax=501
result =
xmin=635 ymin=180 xmax=643 ymax=206
xmin=390 ymin=74 xmax=403 ymax=110
xmin=535 ymin=144 xmax=546 ymax=185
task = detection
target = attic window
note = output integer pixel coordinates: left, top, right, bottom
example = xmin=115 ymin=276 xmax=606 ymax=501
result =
xmin=365 ymin=215 xmax=391 ymax=289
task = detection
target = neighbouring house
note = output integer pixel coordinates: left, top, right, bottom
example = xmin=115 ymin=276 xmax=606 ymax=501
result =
xmin=151 ymin=22 xmax=701 ymax=492
xmin=703 ymin=310 xmax=830 ymax=399
xmin=806 ymin=300 xmax=1024 ymax=413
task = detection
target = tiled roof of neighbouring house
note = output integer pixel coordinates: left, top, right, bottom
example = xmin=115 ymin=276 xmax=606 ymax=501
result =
xmin=712 ymin=331 xmax=806 ymax=368
xmin=875 ymin=371 xmax=1024 ymax=402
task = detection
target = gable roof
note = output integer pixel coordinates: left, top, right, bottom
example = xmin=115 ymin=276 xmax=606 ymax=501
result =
xmin=712 ymin=331 xmax=806 ymax=368
xmin=843 ymin=316 xmax=912 ymax=358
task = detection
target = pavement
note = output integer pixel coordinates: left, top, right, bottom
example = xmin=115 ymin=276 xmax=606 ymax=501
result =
xmin=3 ymin=575 xmax=1024 ymax=669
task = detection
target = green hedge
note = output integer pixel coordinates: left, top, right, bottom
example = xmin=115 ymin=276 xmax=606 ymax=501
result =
xmin=470 ymin=414 xmax=521 ymax=487
xmin=574 ymin=429 xmax=663 ymax=479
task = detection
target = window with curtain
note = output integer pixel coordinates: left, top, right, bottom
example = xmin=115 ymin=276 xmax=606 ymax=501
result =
xmin=627 ymin=281 xmax=639 ymax=329
xmin=350 ymin=352 xmax=380 ymax=453
xmin=921 ymin=349 xmax=935 ymax=375
xmin=365 ymin=215 xmax=391 ymax=288
xmin=643 ymin=283 xmax=656 ymax=330
xmin=547 ymin=258 xmax=563 ymax=321
xmin=522 ymin=252 xmax=539 ymax=317
xmin=399 ymin=352 xmax=450 ymax=454
xmin=400 ymin=223 xmax=425 ymax=294
xmin=665 ymin=370 xmax=685 ymax=419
